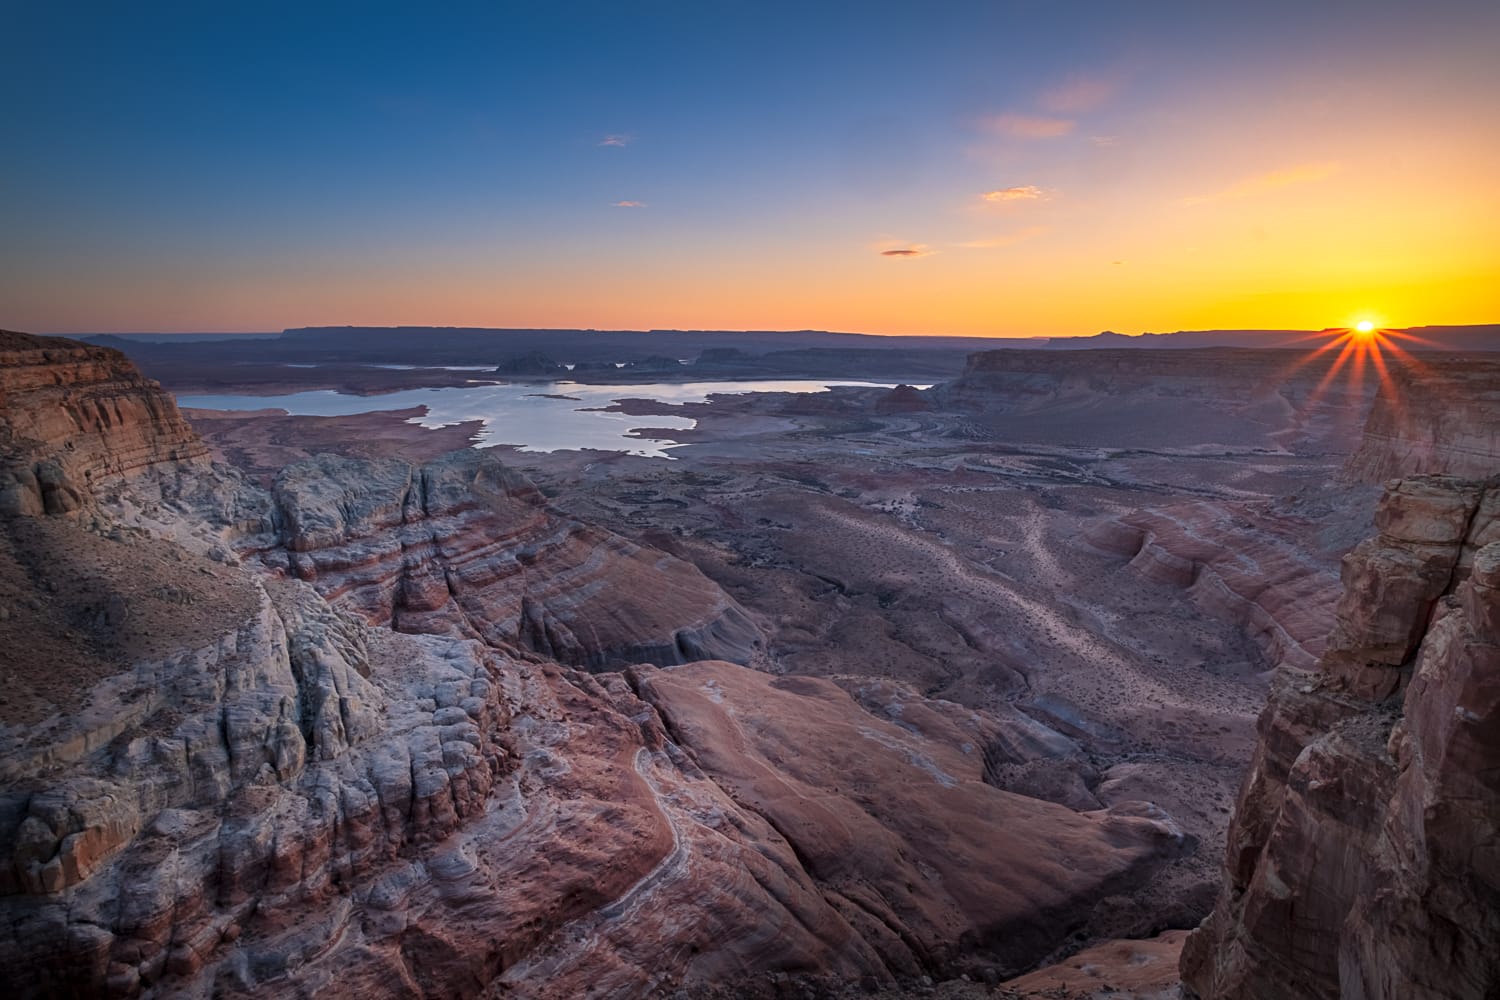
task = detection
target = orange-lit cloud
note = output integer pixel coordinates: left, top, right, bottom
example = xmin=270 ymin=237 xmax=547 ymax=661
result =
xmin=599 ymin=134 xmax=633 ymax=147
xmin=956 ymin=226 xmax=1048 ymax=249
xmin=1040 ymin=75 xmax=1116 ymax=114
xmin=612 ymin=200 xmax=646 ymax=207
xmin=984 ymin=114 xmax=1075 ymax=139
xmin=981 ymin=185 xmax=1046 ymax=203
xmin=1182 ymin=161 xmax=1342 ymax=205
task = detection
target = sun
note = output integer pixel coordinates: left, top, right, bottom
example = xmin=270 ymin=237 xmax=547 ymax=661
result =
xmin=1355 ymin=320 xmax=1375 ymax=334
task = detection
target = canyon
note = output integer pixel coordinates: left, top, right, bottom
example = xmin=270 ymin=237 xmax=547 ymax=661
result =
xmin=2 ymin=331 xmax=1497 ymax=998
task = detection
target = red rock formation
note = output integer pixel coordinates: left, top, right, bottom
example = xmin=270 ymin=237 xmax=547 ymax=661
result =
xmin=632 ymin=663 xmax=1186 ymax=979
xmin=250 ymin=451 xmax=763 ymax=669
xmin=0 ymin=331 xmax=209 ymax=515
xmin=1180 ymin=475 xmax=1500 ymax=999
xmin=1343 ymin=355 xmax=1500 ymax=483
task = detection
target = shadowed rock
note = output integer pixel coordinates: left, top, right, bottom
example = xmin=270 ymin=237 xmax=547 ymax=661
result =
xmin=1181 ymin=474 xmax=1500 ymax=1000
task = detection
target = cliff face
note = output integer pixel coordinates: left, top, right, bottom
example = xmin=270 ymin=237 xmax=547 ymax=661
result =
xmin=0 ymin=331 xmax=209 ymax=516
xmin=247 ymin=451 xmax=763 ymax=669
xmin=1343 ymin=355 xmax=1500 ymax=483
xmin=1180 ymin=474 xmax=1500 ymax=1000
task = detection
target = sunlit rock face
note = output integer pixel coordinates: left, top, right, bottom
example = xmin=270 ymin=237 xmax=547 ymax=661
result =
xmin=1181 ymin=474 xmax=1500 ymax=1000
xmin=1344 ymin=354 xmax=1500 ymax=483
xmin=0 ymin=331 xmax=210 ymax=516
xmin=247 ymin=450 xmax=764 ymax=669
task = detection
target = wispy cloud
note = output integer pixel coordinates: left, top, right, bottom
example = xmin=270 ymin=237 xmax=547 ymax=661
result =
xmin=1090 ymin=135 xmax=1119 ymax=147
xmin=599 ymin=134 xmax=633 ymax=147
xmin=982 ymin=113 xmax=1075 ymax=139
xmin=981 ymin=185 xmax=1046 ymax=203
xmin=1182 ymin=161 xmax=1342 ymax=206
xmin=1040 ymin=75 xmax=1116 ymax=114
xmin=956 ymin=226 xmax=1048 ymax=249
xmin=612 ymin=200 xmax=646 ymax=208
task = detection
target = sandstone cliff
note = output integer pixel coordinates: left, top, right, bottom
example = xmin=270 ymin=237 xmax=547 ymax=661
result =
xmin=1180 ymin=474 xmax=1500 ymax=999
xmin=1343 ymin=354 xmax=1500 ymax=483
xmin=0 ymin=331 xmax=209 ymax=516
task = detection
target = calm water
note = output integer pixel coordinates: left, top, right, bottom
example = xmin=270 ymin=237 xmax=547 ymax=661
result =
xmin=176 ymin=379 xmax=925 ymax=458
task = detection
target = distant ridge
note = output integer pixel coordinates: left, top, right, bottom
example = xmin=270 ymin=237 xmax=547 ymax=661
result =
xmin=73 ymin=322 xmax=1500 ymax=362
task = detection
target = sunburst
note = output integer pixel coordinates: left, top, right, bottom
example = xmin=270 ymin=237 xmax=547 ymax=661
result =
xmin=1276 ymin=323 xmax=1436 ymax=420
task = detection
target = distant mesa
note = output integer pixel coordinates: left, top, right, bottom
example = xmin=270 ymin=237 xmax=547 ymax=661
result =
xmin=492 ymin=351 xmax=564 ymax=377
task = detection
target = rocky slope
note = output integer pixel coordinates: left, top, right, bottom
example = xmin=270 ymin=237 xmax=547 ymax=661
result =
xmin=1 ymin=333 xmax=1191 ymax=997
xmin=1083 ymin=498 xmax=1354 ymax=674
xmin=1180 ymin=474 xmax=1500 ymax=999
xmin=243 ymin=451 xmax=763 ymax=670
xmin=1343 ymin=354 xmax=1500 ymax=483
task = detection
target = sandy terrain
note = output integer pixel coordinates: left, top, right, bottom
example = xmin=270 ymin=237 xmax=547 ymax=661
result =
xmin=0 ymin=516 xmax=258 ymax=727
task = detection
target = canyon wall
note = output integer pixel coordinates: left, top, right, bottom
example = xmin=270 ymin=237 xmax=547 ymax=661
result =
xmin=1180 ymin=475 xmax=1500 ymax=999
xmin=1343 ymin=354 xmax=1500 ymax=483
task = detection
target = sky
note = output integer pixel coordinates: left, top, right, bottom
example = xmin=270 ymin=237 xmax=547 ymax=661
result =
xmin=3 ymin=1 xmax=1498 ymax=337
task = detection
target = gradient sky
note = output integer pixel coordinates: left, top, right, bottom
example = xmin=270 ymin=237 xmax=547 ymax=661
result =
xmin=3 ymin=1 xmax=1497 ymax=336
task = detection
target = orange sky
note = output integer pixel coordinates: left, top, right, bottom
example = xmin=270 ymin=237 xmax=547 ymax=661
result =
xmin=3 ymin=4 xmax=1497 ymax=336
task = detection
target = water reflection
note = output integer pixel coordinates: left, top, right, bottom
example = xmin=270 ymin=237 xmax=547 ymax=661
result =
xmin=176 ymin=379 xmax=923 ymax=458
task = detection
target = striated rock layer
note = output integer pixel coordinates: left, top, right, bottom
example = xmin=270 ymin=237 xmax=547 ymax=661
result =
xmin=1084 ymin=500 xmax=1347 ymax=673
xmin=0 ymin=331 xmax=209 ymax=516
xmin=1181 ymin=474 xmax=1500 ymax=999
xmin=1343 ymin=354 xmax=1500 ymax=483
xmin=246 ymin=451 xmax=763 ymax=670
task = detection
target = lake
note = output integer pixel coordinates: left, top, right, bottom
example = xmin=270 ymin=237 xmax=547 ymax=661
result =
xmin=176 ymin=379 xmax=926 ymax=458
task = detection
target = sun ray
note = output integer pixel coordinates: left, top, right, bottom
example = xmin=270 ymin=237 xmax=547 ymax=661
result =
xmin=1276 ymin=329 xmax=1354 ymax=382
xmin=1381 ymin=329 xmax=1444 ymax=348
xmin=1302 ymin=336 xmax=1361 ymax=412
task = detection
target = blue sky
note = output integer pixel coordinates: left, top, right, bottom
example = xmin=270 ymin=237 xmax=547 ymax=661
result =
xmin=3 ymin=1 xmax=1497 ymax=334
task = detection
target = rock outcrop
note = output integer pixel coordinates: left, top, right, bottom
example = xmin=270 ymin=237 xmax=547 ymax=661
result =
xmin=874 ymin=383 xmax=932 ymax=415
xmin=0 ymin=331 xmax=209 ymax=516
xmin=248 ymin=451 xmax=763 ymax=669
xmin=1180 ymin=474 xmax=1500 ymax=999
xmin=1343 ymin=354 xmax=1500 ymax=483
